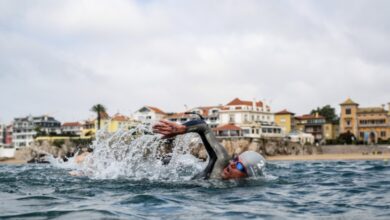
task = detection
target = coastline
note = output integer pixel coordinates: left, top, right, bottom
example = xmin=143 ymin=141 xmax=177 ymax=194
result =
xmin=1 ymin=153 xmax=390 ymax=165
xmin=266 ymin=153 xmax=390 ymax=161
xmin=0 ymin=158 xmax=27 ymax=165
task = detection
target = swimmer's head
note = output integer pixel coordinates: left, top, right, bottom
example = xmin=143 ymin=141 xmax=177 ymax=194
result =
xmin=222 ymin=151 xmax=266 ymax=179
xmin=238 ymin=151 xmax=266 ymax=177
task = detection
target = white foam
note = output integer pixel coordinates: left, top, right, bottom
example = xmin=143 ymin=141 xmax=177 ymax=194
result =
xmin=51 ymin=123 xmax=207 ymax=181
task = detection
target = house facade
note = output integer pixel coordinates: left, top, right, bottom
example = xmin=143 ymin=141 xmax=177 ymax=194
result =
xmin=340 ymin=98 xmax=390 ymax=143
xmin=134 ymin=106 xmax=166 ymax=123
xmin=218 ymin=98 xmax=282 ymax=138
xmin=295 ymin=113 xmax=326 ymax=143
xmin=108 ymin=113 xmax=138 ymax=132
xmin=323 ymin=122 xmax=340 ymax=140
xmin=274 ymin=109 xmax=295 ymax=135
xmin=62 ymin=122 xmax=83 ymax=136
xmin=12 ymin=115 xmax=61 ymax=148
xmin=166 ymin=106 xmax=222 ymax=128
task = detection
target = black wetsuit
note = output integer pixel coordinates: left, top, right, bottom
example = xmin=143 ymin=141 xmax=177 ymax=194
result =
xmin=183 ymin=119 xmax=230 ymax=179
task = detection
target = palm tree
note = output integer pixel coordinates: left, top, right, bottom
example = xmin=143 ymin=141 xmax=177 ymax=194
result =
xmin=90 ymin=104 xmax=107 ymax=130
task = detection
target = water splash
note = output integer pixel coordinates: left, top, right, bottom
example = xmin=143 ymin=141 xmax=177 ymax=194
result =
xmin=51 ymin=123 xmax=207 ymax=181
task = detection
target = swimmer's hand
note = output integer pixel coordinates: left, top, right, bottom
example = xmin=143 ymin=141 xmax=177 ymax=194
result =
xmin=153 ymin=120 xmax=187 ymax=139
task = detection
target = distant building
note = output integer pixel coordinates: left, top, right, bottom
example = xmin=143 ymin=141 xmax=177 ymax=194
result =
xmin=190 ymin=106 xmax=222 ymax=128
xmin=340 ymin=98 xmax=390 ymax=144
xmin=287 ymin=131 xmax=315 ymax=145
xmin=81 ymin=120 xmax=95 ymax=138
xmin=12 ymin=115 xmax=61 ymax=148
xmin=62 ymin=122 xmax=83 ymax=136
xmin=166 ymin=106 xmax=222 ymax=128
xmin=5 ymin=125 xmax=13 ymax=145
xmin=213 ymin=124 xmax=243 ymax=137
xmin=108 ymin=113 xmax=139 ymax=132
xmin=0 ymin=124 xmax=5 ymax=145
xmin=166 ymin=112 xmax=191 ymax=123
xmin=274 ymin=109 xmax=295 ymax=135
xmin=323 ymin=122 xmax=340 ymax=140
xmin=94 ymin=111 xmax=111 ymax=130
xmin=134 ymin=106 xmax=166 ymax=123
xmin=217 ymin=98 xmax=282 ymax=138
xmin=295 ymin=113 xmax=326 ymax=143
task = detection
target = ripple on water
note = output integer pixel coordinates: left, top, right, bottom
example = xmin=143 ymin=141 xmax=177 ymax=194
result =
xmin=2 ymin=160 xmax=390 ymax=219
xmin=118 ymin=194 xmax=168 ymax=206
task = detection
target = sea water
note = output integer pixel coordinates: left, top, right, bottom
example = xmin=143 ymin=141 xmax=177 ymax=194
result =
xmin=1 ymin=125 xmax=390 ymax=219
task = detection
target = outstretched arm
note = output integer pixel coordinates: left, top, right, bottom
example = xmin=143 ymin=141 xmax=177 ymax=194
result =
xmin=153 ymin=120 xmax=229 ymax=179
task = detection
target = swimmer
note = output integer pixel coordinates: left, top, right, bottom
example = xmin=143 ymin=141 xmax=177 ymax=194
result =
xmin=153 ymin=119 xmax=266 ymax=180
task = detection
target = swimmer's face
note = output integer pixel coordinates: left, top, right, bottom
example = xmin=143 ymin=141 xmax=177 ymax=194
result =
xmin=222 ymin=157 xmax=248 ymax=180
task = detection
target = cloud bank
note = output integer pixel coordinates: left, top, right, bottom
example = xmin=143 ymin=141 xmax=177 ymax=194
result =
xmin=0 ymin=0 xmax=389 ymax=123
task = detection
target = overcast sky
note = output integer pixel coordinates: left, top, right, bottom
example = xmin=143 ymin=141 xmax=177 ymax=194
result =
xmin=1 ymin=0 xmax=389 ymax=123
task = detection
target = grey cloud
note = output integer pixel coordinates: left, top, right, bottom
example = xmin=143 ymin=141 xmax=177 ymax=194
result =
xmin=0 ymin=0 xmax=390 ymax=123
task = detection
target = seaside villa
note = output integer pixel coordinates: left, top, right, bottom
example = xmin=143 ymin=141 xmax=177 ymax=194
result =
xmin=340 ymin=98 xmax=390 ymax=144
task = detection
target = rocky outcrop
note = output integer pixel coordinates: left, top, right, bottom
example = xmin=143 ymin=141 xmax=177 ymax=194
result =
xmin=15 ymin=137 xmax=319 ymax=162
xmin=219 ymin=137 xmax=320 ymax=157
xmin=14 ymin=140 xmax=81 ymax=162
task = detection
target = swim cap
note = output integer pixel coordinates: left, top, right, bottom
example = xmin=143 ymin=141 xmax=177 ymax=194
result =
xmin=239 ymin=151 xmax=266 ymax=177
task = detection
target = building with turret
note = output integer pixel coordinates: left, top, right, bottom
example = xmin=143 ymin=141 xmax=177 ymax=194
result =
xmin=339 ymin=98 xmax=390 ymax=144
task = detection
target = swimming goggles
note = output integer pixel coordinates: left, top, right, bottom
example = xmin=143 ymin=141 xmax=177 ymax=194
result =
xmin=232 ymin=156 xmax=247 ymax=174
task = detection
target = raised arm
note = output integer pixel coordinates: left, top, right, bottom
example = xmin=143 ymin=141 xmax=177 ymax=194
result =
xmin=153 ymin=119 xmax=229 ymax=179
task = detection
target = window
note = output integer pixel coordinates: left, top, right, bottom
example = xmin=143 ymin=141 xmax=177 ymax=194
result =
xmin=229 ymin=114 xmax=235 ymax=123
xmin=346 ymin=120 xmax=351 ymax=126
xmin=381 ymin=131 xmax=386 ymax=137
xmin=360 ymin=132 xmax=364 ymax=138
xmin=345 ymin=108 xmax=351 ymax=115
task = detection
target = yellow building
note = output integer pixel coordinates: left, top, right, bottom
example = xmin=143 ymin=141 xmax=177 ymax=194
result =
xmin=340 ymin=98 xmax=390 ymax=143
xmin=323 ymin=123 xmax=339 ymax=140
xmin=107 ymin=113 xmax=139 ymax=133
xmin=274 ymin=109 xmax=295 ymax=134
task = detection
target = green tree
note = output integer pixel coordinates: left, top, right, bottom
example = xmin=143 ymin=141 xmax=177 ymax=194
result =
xmin=90 ymin=104 xmax=107 ymax=130
xmin=311 ymin=105 xmax=338 ymax=123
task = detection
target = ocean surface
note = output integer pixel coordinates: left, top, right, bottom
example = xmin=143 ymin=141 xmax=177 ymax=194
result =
xmin=1 ymin=160 xmax=390 ymax=219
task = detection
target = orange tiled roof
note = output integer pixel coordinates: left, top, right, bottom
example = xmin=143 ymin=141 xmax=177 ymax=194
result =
xmin=112 ymin=113 xmax=129 ymax=121
xmin=226 ymin=98 xmax=264 ymax=107
xmin=62 ymin=122 xmax=82 ymax=127
xmin=295 ymin=114 xmax=325 ymax=120
xmin=275 ymin=109 xmax=295 ymax=115
xmin=146 ymin=106 xmax=166 ymax=114
xmin=213 ymin=123 xmax=242 ymax=131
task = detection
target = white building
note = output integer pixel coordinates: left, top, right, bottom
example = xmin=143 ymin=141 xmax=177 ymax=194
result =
xmin=166 ymin=106 xmax=222 ymax=128
xmin=133 ymin=106 xmax=166 ymax=124
xmin=219 ymin=98 xmax=274 ymax=125
xmin=191 ymin=106 xmax=221 ymax=128
xmin=287 ymin=131 xmax=315 ymax=145
xmin=12 ymin=115 xmax=61 ymax=148
xmin=218 ymin=98 xmax=281 ymax=138
xmin=62 ymin=122 xmax=83 ymax=136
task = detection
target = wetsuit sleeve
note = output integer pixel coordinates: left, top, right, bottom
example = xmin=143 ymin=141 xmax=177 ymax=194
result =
xmin=183 ymin=119 xmax=228 ymax=179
